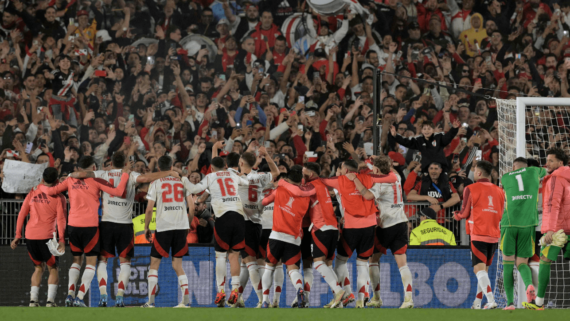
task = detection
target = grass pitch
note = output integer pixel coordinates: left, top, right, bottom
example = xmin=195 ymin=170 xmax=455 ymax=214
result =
xmin=0 ymin=307 xmax=561 ymax=321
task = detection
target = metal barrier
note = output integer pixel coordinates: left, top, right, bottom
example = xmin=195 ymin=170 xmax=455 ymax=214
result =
xmin=1 ymin=199 xmax=469 ymax=246
xmin=405 ymin=202 xmax=468 ymax=245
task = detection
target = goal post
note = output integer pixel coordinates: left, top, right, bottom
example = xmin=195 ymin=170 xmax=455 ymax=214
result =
xmin=495 ymin=97 xmax=570 ymax=309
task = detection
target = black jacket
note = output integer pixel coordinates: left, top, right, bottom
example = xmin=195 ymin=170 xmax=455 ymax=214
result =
xmin=389 ymin=127 xmax=458 ymax=173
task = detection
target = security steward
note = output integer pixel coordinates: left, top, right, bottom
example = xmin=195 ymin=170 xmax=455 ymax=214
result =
xmin=410 ymin=208 xmax=456 ymax=246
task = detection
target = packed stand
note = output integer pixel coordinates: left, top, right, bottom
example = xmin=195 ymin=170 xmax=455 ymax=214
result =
xmin=0 ymin=0 xmax=568 ymax=241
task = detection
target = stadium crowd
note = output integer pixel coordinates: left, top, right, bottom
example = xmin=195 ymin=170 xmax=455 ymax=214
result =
xmin=1 ymin=0 xmax=570 ymax=309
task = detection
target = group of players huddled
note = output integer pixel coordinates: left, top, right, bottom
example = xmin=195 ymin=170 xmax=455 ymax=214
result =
xmin=11 ymin=146 xmax=570 ymax=310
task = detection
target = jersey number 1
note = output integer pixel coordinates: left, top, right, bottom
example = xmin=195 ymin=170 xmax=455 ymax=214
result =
xmin=515 ymin=174 xmax=524 ymax=191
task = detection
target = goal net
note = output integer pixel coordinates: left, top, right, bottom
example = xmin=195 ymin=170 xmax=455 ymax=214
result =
xmin=495 ymin=98 xmax=570 ymax=309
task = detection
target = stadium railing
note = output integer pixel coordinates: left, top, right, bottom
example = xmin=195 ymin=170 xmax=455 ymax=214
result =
xmin=0 ymin=199 xmax=468 ymax=246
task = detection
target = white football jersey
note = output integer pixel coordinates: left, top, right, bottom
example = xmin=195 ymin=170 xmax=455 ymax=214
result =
xmin=369 ymin=173 xmax=407 ymax=228
xmin=185 ymin=170 xmax=249 ymax=218
xmin=261 ymin=188 xmax=275 ymax=229
xmin=146 ymin=176 xmax=191 ymax=232
xmin=231 ymin=169 xmax=273 ymax=224
xmin=94 ymin=169 xmax=141 ymax=223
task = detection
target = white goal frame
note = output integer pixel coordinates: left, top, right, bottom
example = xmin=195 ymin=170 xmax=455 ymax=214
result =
xmin=514 ymin=97 xmax=570 ymax=156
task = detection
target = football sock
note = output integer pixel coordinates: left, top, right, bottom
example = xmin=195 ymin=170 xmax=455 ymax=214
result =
xmin=315 ymin=262 xmax=342 ymax=293
xmin=30 ymin=286 xmax=39 ymax=302
xmin=303 ymin=265 xmax=313 ymax=304
xmin=503 ymin=260 xmax=515 ymax=305
xmin=334 ymin=255 xmax=351 ymax=294
xmin=288 ymin=269 xmax=304 ymax=291
xmin=77 ymin=265 xmax=96 ymax=300
xmin=399 ymin=265 xmax=413 ymax=300
xmin=369 ymin=262 xmax=380 ymax=298
xmin=215 ymin=252 xmax=227 ymax=292
xmin=68 ymin=263 xmax=81 ymax=297
xmin=262 ymin=264 xmax=275 ymax=303
xmin=231 ymin=275 xmax=240 ymax=292
xmin=148 ymin=269 xmax=158 ymax=304
xmin=474 ymin=282 xmax=483 ymax=305
xmin=476 ymin=270 xmax=494 ymax=304
xmin=246 ymin=261 xmax=263 ymax=302
xmin=273 ymin=265 xmax=284 ymax=304
xmin=356 ymin=261 xmax=369 ymax=302
xmin=238 ymin=262 xmax=249 ymax=299
xmin=178 ymin=275 xmax=189 ymax=304
xmin=529 ymin=261 xmax=540 ymax=285
xmin=536 ymin=260 xmax=552 ymax=306
xmin=97 ymin=261 xmax=108 ymax=296
xmin=518 ymin=263 xmax=534 ymax=292
xmin=117 ymin=263 xmax=131 ymax=297
xmin=47 ymin=284 xmax=58 ymax=302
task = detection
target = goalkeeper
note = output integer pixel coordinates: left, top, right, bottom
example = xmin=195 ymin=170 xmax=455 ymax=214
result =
xmin=524 ymin=148 xmax=570 ymax=310
xmin=500 ymin=157 xmax=546 ymax=310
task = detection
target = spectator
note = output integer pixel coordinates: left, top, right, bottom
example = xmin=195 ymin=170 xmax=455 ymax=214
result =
xmin=406 ymin=162 xmax=461 ymax=223
xmin=410 ymin=207 xmax=457 ymax=246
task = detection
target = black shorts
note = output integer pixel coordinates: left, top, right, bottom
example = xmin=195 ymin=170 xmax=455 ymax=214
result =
xmin=337 ymin=226 xmax=375 ymax=260
xmin=471 ymin=241 xmax=498 ymax=266
xmin=374 ymin=222 xmax=409 ymax=255
xmin=151 ymin=229 xmax=189 ymax=259
xmin=214 ymin=211 xmax=245 ymax=252
xmin=311 ymin=229 xmax=338 ymax=260
xmin=241 ymin=221 xmax=262 ymax=259
xmin=68 ymin=226 xmax=100 ymax=257
xmin=259 ymin=229 xmax=271 ymax=258
xmin=301 ymin=227 xmax=313 ymax=260
xmin=99 ymin=222 xmax=135 ymax=259
xmin=266 ymin=239 xmax=301 ymax=266
xmin=27 ymin=239 xmax=58 ymax=267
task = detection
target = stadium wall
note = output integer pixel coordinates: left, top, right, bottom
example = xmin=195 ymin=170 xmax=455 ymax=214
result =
xmin=1 ymin=245 xmax=498 ymax=308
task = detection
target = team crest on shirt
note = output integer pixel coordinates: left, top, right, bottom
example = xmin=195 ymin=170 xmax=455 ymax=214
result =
xmin=72 ymin=180 xmax=89 ymax=190
xmin=286 ymin=197 xmax=294 ymax=208
xmin=432 ymin=141 xmax=437 ymax=147
xmin=32 ymin=192 xmax=50 ymax=204
xmin=488 ymin=196 xmax=493 ymax=207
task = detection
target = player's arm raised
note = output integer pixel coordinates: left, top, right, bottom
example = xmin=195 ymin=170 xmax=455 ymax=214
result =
xmin=136 ymin=170 xmax=180 ymax=184
xmin=370 ymin=171 xmax=398 ymax=184
xmin=183 ymin=175 xmax=209 ymax=194
xmin=70 ymin=171 xmax=95 ymax=179
xmin=260 ymin=146 xmax=279 ymax=180
xmin=261 ymin=189 xmax=277 ymax=207
xmin=346 ymin=173 xmax=374 ymax=200
xmin=11 ymin=194 xmax=32 ymax=249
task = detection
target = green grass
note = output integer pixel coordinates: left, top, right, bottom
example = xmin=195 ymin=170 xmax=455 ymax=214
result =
xmin=0 ymin=307 xmax=562 ymax=321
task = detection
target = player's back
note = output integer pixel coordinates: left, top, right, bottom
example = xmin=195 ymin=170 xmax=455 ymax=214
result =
xmin=261 ymin=187 xmax=275 ymax=230
xmin=370 ymin=173 xmax=407 ymax=228
xmin=22 ymin=185 xmax=66 ymax=240
xmin=62 ymin=177 xmax=112 ymax=227
xmin=466 ymin=180 xmax=505 ymax=238
xmin=266 ymin=180 xmax=315 ymax=238
xmin=501 ymin=167 xmax=546 ymax=228
xmin=201 ymin=170 xmax=247 ymax=218
xmin=148 ymin=176 xmax=189 ymax=232
xmin=234 ymin=169 xmax=273 ymax=224
xmin=95 ymin=169 xmax=141 ymax=223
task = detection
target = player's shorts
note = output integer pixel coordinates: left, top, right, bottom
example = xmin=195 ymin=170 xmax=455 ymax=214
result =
xmin=151 ymin=229 xmax=189 ymax=259
xmin=301 ymin=227 xmax=313 ymax=260
xmin=26 ymin=239 xmax=58 ymax=267
xmin=471 ymin=241 xmax=498 ymax=266
xmin=68 ymin=226 xmax=100 ymax=257
xmin=99 ymin=222 xmax=135 ymax=259
xmin=241 ymin=221 xmax=262 ymax=259
xmin=337 ymin=226 xmax=375 ymax=260
xmin=214 ymin=211 xmax=245 ymax=252
xmin=259 ymin=229 xmax=271 ymax=258
xmin=500 ymin=226 xmax=535 ymax=258
xmin=311 ymin=229 xmax=338 ymax=260
xmin=266 ymin=238 xmax=301 ymax=266
xmin=374 ymin=222 xmax=409 ymax=255
xmin=540 ymin=235 xmax=570 ymax=262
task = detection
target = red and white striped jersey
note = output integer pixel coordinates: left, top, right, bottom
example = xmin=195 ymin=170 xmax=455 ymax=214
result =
xmin=369 ymin=173 xmax=407 ymax=228
xmin=147 ymin=176 xmax=191 ymax=232
xmin=185 ymin=170 xmax=249 ymax=218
